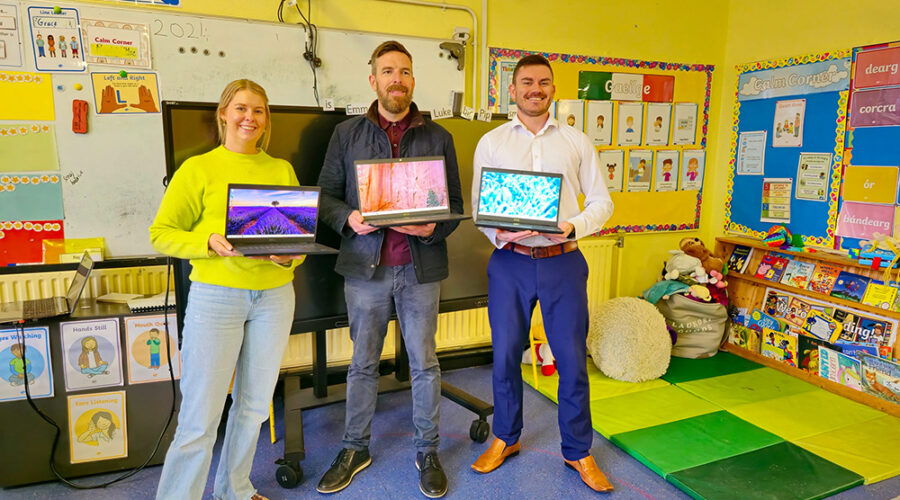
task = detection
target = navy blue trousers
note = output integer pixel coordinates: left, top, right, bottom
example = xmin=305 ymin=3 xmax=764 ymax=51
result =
xmin=487 ymin=246 xmax=592 ymax=461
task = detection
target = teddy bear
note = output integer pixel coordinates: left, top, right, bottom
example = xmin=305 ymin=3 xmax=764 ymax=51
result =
xmin=680 ymin=237 xmax=725 ymax=275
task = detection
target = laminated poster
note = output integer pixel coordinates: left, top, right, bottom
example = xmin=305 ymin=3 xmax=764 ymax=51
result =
xmin=0 ymin=326 xmax=53 ymax=402
xmin=0 ymin=3 xmax=24 ymax=67
xmin=794 ymin=153 xmax=831 ymax=202
xmin=736 ymin=131 xmax=766 ymax=175
xmin=643 ymin=102 xmax=671 ymax=146
xmin=761 ymin=177 xmax=792 ymax=223
xmin=91 ymin=71 xmax=160 ymax=114
xmin=556 ymin=100 xmax=584 ymax=132
xmin=599 ymin=149 xmax=624 ymax=193
xmin=27 ymin=6 xmax=86 ymax=72
xmin=671 ymin=102 xmax=698 ymax=145
xmin=653 ymin=150 xmax=678 ymax=192
xmin=81 ymin=19 xmax=151 ymax=68
xmin=680 ymin=150 xmax=705 ymax=191
xmin=772 ymin=99 xmax=805 ymax=148
xmin=68 ymin=391 xmax=127 ymax=463
xmin=616 ymin=102 xmax=643 ymax=146
xmin=586 ymin=100 xmax=613 ymax=146
xmin=626 ymin=150 xmax=652 ymax=192
xmin=124 ymin=314 xmax=180 ymax=384
xmin=61 ymin=319 xmax=123 ymax=392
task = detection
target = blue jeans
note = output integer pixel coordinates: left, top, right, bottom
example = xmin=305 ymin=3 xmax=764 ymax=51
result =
xmin=343 ymin=263 xmax=441 ymax=453
xmin=156 ymin=282 xmax=294 ymax=500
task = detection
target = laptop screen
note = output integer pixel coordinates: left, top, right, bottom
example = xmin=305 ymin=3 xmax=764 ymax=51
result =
xmin=477 ymin=168 xmax=563 ymax=223
xmin=226 ymin=185 xmax=319 ymax=239
xmin=355 ymin=156 xmax=449 ymax=217
xmin=65 ymin=252 xmax=94 ymax=310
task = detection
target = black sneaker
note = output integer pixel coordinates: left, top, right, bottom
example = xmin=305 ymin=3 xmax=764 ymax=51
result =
xmin=415 ymin=451 xmax=448 ymax=498
xmin=316 ymin=448 xmax=372 ymax=494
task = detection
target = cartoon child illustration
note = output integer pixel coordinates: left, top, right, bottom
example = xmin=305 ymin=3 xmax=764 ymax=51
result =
xmin=653 ymin=116 xmax=663 ymax=132
xmin=686 ymin=157 xmax=700 ymax=181
xmin=8 ymin=343 xmax=34 ymax=386
xmin=59 ymin=35 xmax=67 ymax=58
xmin=779 ymin=340 xmax=795 ymax=366
xmin=78 ymin=336 xmax=109 ymax=378
xmin=775 ymin=122 xmax=782 ymax=138
xmin=596 ymin=114 xmax=604 ymax=130
xmin=606 ymin=163 xmax=616 ymax=181
xmin=871 ymin=324 xmax=885 ymax=345
xmin=784 ymin=119 xmax=791 ymax=135
xmin=147 ymin=328 xmax=161 ymax=369
xmin=35 ymin=34 xmax=45 ymax=57
xmin=69 ymin=36 xmax=79 ymax=58
xmin=633 ymin=159 xmax=647 ymax=181
xmin=793 ymin=113 xmax=801 ymax=137
xmin=77 ymin=410 xmax=117 ymax=444
xmin=47 ymin=34 xmax=56 ymax=57
xmin=625 ymin=116 xmax=635 ymax=133
xmin=566 ymin=114 xmax=576 ymax=127
xmin=661 ymin=158 xmax=673 ymax=182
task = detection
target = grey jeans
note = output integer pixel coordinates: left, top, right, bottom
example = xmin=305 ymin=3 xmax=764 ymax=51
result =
xmin=342 ymin=263 xmax=441 ymax=453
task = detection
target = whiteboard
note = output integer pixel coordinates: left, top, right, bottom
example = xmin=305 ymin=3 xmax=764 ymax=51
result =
xmin=12 ymin=1 xmax=465 ymax=256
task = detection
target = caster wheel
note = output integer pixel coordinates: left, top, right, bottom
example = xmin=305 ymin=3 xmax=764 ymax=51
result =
xmin=275 ymin=462 xmax=303 ymax=488
xmin=470 ymin=419 xmax=490 ymax=443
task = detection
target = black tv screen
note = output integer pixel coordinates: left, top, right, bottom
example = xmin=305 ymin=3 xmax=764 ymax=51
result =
xmin=162 ymin=102 xmax=503 ymax=332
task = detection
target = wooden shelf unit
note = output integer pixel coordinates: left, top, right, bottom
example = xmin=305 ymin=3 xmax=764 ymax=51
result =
xmin=716 ymin=236 xmax=900 ymax=415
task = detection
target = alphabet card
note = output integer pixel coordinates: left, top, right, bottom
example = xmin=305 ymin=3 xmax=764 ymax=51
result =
xmin=27 ymin=6 xmax=86 ymax=72
xmin=680 ymin=149 xmax=706 ymax=191
xmin=68 ymin=391 xmax=127 ymax=463
xmin=626 ymin=150 xmax=652 ymax=192
xmin=654 ymin=150 xmax=679 ymax=192
xmin=124 ymin=314 xmax=180 ymax=384
xmin=616 ymin=102 xmax=643 ymax=146
xmin=556 ymin=99 xmax=584 ymax=131
xmin=772 ymin=99 xmax=805 ymax=147
xmin=599 ymin=149 xmax=624 ymax=193
xmin=0 ymin=326 xmax=53 ymax=402
xmin=61 ymin=319 xmax=123 ymax=392
xmin=586 ymin=100 xmax=613 ymax=146
xmin=644 ymin=102 xmax=671 ymax=146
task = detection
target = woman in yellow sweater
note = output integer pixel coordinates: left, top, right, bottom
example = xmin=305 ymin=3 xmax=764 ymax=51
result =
xmin=150 ymin=79 xmax=302 ymax=500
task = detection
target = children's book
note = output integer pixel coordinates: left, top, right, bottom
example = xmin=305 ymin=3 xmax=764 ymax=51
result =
xmin=761 ymin=328 xmax=798 ymax=367
xmin=802 ymin=309 xmax=842 ymax=342
xmin=784 ymin=296 xmax=812 ymax=327
xmin=798 ymin=335 xmax=840 ymax=374
xmin=728 ymin=323 xmax=760 ymax=353
xmin=834 ymin=341 xmax=880 ymax=360
xmin=727 ymin=245 xmax=753 ymax=274
xmin=858 ymin=353 xmax=900 ymax=403
xmin=747 ymin=309 xmax=786 ymax=333
xmin=780 ymin=260 xmax=816 ymax=289
xmin=860 ymin=280 xmax=898 ymax=310
xmin=763 ymin=289 xmax=790 ymax=318
xmin=807 ymin=262 xmax=843 ymax=295
xmin=830 ymin=271 xmax=870 ymax=302
xmin=755 ymin=254 xmax=790 ymax=282
xmin=818 ymin=346 xmax=862 ymax=390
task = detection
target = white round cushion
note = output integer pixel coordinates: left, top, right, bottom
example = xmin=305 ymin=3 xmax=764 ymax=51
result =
xmin=587 ymin=297 xmax=671 ymax=383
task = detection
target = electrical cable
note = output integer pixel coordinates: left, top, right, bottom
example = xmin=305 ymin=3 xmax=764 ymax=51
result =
xmin=14 ymin=259 xmax=178 ymax=489
xmin=277 ymin=0 xmax=321 ymax=105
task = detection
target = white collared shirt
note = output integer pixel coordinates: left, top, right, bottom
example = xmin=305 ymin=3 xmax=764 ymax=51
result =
xmin=472 ymin=114 xmax=614 ymax=248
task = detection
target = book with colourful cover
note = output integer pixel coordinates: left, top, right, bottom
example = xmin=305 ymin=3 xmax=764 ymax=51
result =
xmin=784 ymin=296 xmax=812 ymax=327
xmin=727 ymin=245 xmax=753 ymax=274
xmin=835 ymin=341 xmax=880 ymax=360
xmin=802 ymin=309 xmax=842 ymax=342
xmin=830 ymin=271 xmax=870 ymax=302
xmin=779 ymin=260 xmax=815 ymax=289
xmin=746 ymin=309 xmax=786 ymax=333
xmin=798 ymin=336 xmax=840 ymax=374
xmin=763 ymin=289 xmax=790 ymax=318
xmin=807 ymin=262 xmax=843 ymax=295
xmin=728 ymin=323 xmax=760 ymax=353
xmin=861 ymin=280 xmax=898 ymax=310
xmin=761 ymin=328 xmax=798 ymax=367
xmin=818 ymin=346 xmax=862 ymax=390
xmin=754 ymin=254 xmax=790 ymax=282
xmin=859 ymin=353 xmax=900 ymax=403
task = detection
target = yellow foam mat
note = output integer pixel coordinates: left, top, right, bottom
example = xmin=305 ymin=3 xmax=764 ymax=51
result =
xmin=520 ymin=362 xmax=669 ymax=405
xmin=589 ymin=385 xmax=721 ymax=438
xmin=677 ymin=367 xmax=818 ymax=408
xmin=794 ymin=415 xmax=900 ymax=484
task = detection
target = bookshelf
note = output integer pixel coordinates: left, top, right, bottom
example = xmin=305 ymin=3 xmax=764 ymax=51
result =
xmin=716 ymin=236 xmax=900 ymax=417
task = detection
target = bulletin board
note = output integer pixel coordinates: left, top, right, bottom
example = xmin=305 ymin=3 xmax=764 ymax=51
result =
xmin=487 ymin=47 xmax=714 ymax=236
xmin=0 ymin=0 xmax=464 ymax=263
xmin=723 ymin=50 xmax=852 ymax=248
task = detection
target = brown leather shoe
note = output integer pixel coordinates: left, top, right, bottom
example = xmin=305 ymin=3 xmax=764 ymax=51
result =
xmin=564 ymin=456 xmax=614 ymax=492
xmin=471 ymin=438 xmax=520 ymax=474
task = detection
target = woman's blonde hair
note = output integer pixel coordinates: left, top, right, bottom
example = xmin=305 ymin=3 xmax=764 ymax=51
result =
xmin=216 ymin=79 xmax=272 ymax=151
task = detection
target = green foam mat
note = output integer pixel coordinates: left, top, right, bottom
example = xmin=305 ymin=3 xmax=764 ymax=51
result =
xmin=667 ymin=441 xmax=864 ymax=500
xmin=609 ymin=411 xmax=783 ymax=477
xmin=662 ymin=351 xmax=762 ymax=384
xmin=794 ymin=415 xmax=900 ymax=484
xmin=589 ymin=385 xmax=720 ymax=438
xmin=520 ymin=361 xmax=668 ymax=405
xmin=729 ymin=389 xmax=885 ymax=441
xmin=676 ymin=367 xmax=818 ymax=408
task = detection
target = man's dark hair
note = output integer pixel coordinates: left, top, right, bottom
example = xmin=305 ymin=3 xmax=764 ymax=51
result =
xmin=512 ymin=54 xmax=553 ymax=83
xmin=369 ymin=40 xmax=412 ymax=75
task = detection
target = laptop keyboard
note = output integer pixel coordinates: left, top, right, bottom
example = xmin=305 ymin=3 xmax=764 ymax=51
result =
xmin=237 ymin=243 xmax=308 ymax=255
xmin=23 ymin=298 xmax=59 ymax=318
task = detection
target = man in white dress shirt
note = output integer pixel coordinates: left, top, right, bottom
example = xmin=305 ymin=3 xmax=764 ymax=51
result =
xmin=469 ymin=54 xmax=614 ymax=493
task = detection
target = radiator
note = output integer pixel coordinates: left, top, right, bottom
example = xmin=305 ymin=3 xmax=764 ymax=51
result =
xmin=0 ymin=265 xmax=173 ymax=302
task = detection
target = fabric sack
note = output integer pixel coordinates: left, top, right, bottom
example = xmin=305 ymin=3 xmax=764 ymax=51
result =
xmin=656 ymin=293 xmax=727 ymax=358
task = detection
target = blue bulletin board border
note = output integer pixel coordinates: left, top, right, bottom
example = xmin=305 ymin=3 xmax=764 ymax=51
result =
xmin=724 ymin=50 xmax=852 ymax=248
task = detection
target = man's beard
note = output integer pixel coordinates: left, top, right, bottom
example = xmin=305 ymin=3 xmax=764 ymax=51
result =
xmin=378 ymin=84 xmax=413 ymax=114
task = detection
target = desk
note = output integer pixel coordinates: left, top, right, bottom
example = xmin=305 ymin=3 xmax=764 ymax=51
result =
xmin=0 ymin=300 xmax=180 ymax=488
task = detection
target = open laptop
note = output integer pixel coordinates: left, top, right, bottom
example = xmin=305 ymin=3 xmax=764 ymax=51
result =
xmin=355 ymin=156 xmax=469 ymax=227
xmin=225 ymin=184 xmax=338 ymax=256
xmin=0 ymin=251 xmax=95 ymax=323
xmin=474 ymin=168 xmax=565 ymax=234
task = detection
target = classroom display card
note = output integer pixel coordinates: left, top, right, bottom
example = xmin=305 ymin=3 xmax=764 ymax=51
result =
xmin=760 ymin=178 xmax=792 ymax=223
xmin=849 ymin=88 xmax=900 ymax=128
xmin=616 ymin=102 xmax=643 ymax=146
xmin=841 ymin=165 xmax=899 ymax=204
xmin=91 ymin=72 xmax=160 ymax=114
xmin=818 ymin=346 xmax=862 ymax=390
xmin=644 ymin=102 xmax=671 ymax=146
xmin=0 ymin=123 xmax=59 ymax=172
xmin=626 ymin=150 xmax=652 ymax=192
xmin=586 ymin=100 xmax=613 ymax=146
xmin=599 ymin=149 xmax=624 ymax=193
xmin=772 ymin=99 xmax=805 ymax=147
xmin=0 ymin=171 xmax=63 ymax=222
xmin=556 ymin=100 xmax=584 ymax=131
xmin=27 ymin=6 xmax=86 ymax=72
xmin=679 ymin=150 xmax=705 ymax=190
xmin=0 ymin=70 xmax=54 ymax=121
xmin=61 ymin=319 xmax=123 ymax=392
xmin=853 ymin=45 xmax=900 ymax=89
xmin=653 ymin=150 xmax=679 ymax=192
xmin=795 ymin=153 xmax=832 ymax=202
xmin=858 ymin=353 xmax=900 ymax=403
xmin=0 ymin=3 xmax=23 ymax=67
xmin=736 ymin=131 xmax=766 ymax=175
xmin=835 ymin=201 xmax=894 ymax=240
xmin=0 ymin=326 xmax=53 ymax=402
xmin=68 ymin=391 xmax=127 ymax=463
xmin=671 ymin=102 xmax=698 ymax=145
xmin=81 ymin=19 xmax=151 ymax=68
xmin=124 ymin=314 xmax=180 ymax=384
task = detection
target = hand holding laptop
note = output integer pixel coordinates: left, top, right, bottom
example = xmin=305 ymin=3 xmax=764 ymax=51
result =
xmin=347 ymin=210 xmax=379 ymax=235
xmin=495 ymin=221 xmax=573 ymax=244
xmin=209 ymin=233 xmax=242 ymax=257
xmin=393 ymin=223 xmax=435 ymax=237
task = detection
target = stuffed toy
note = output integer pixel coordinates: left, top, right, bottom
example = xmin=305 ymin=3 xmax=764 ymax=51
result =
xmin=642 ymin=280 xmax=690 ymax=304
xmin=686 ymin=284 xmax=712 ymax=302
xmin=522 ymin=342 xmax=556 ymax=376
xmin=680 ymin=237 xmax=725 ymax=275
xmin=708 ymin=269 xmax=727 ymax=289
xmin=664 ymin=250 xmax=707 ymax=283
